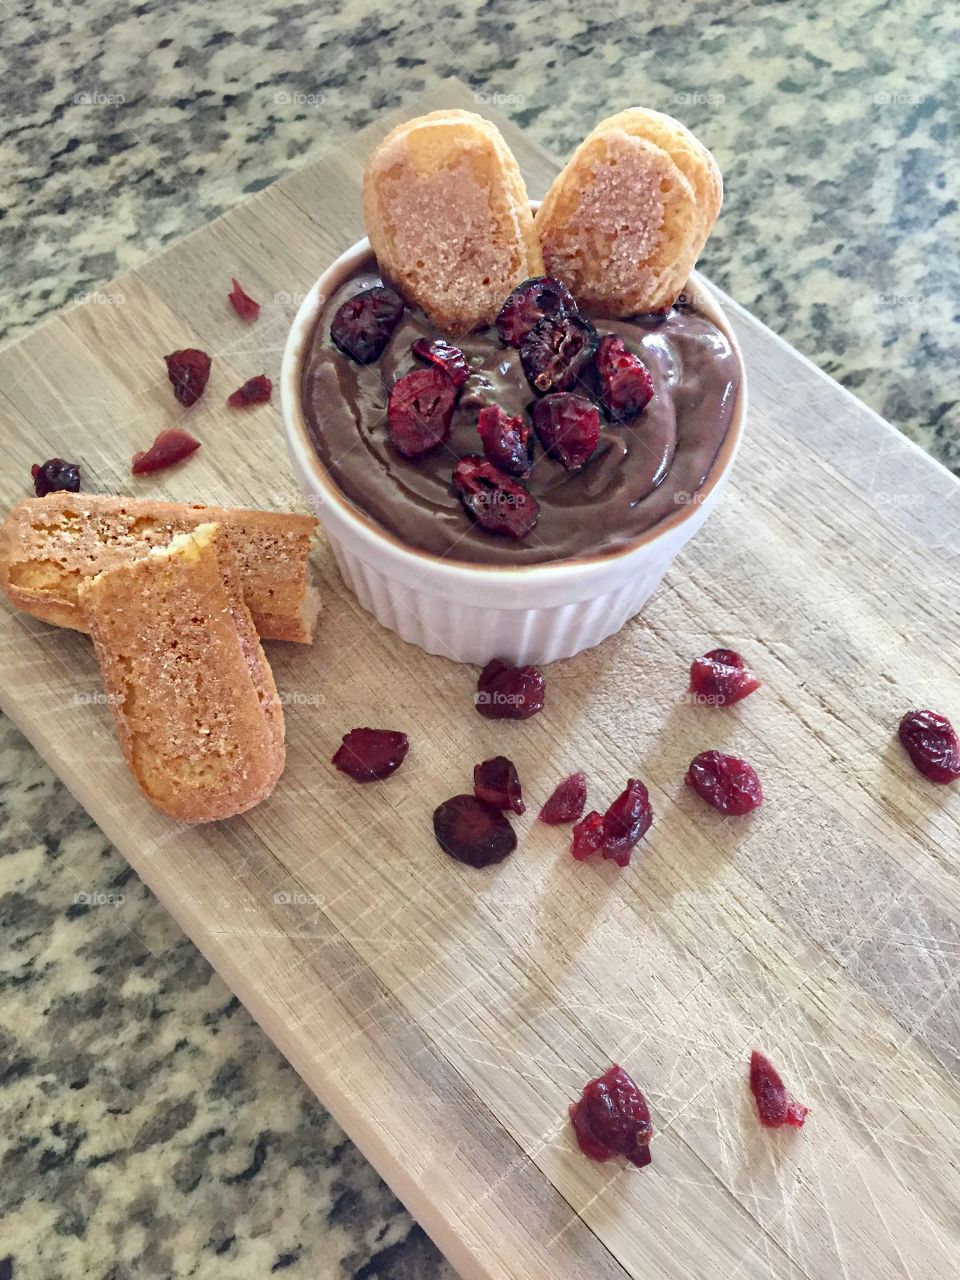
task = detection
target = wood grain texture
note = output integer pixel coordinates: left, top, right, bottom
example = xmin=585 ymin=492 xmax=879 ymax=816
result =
xmin=1 ymin=80 xmax=958 ymax=1280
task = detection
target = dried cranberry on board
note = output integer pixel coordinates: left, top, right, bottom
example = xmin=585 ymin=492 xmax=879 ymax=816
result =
xmin=228 ymin=277 xmax=260 ymax=322
xmin=387 ymin=368 xmax=458 ymax=458
xmin=474 ymin=756 xmax=524 ymax=815
xmin=131 ymin=428 xmax=201 ymax=475
xmin=477 ymin=405 xmax=533 ymax=478
xmin=433 ymin=794 xmax=517 ymax=868
xmin=690 ymin=648 xmax=761 ymax=707
xmin=520 ymin=313 xmax=598 ymax=394
xmin=570 ymin=780 xmax=652 ymax=866
xmin=330 ymin=285 xmax=404 ymax=363
xmin=164 ymin=349 xmax=212 ymax=407
xmin=412 ymin=338 xmax=470 ymax=387
xmin=532 ymin=394 xmax=601 ymax=470
xmin=749 ymin=1050 xmax=808 ymax=1129
xmin=595 ymin=335 xmax=655 ymax=422
xmin=453 ymin=457 xmax=540 ymax=539
xmin=496 ymin=276 xmax=577 ymax=347
xmin=898 ymin=709 xmax=960 ymax=784
xmin=475 ymin=658 xmax=545 ymax=721
xmin=31 ymin=458 xmax=80 ymax=497
xmin=685 ymin=750 xmax=763 ymax=814
xmin=571 ymin=810 xmax=604 ymax=861
xmin=539 ymin=772 xmax=588 ymax=825
xmin=227 ymin=374 xmax=272 ymax=407
xmin=569 ymin=1064 xmax=653 ymax=1168
xmin=332 ymin=728 xmax=409 ymax=782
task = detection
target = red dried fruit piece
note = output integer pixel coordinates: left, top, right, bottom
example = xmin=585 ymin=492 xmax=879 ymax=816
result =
xmin=595 ymin=334 xmax=655 ymax=422
xmin=227 ymin=374 xmax=272 ymax=407
xmin=570 ymin=780 xmax=652 ymax=866
xmin=31 ymin=458 xmax=80 ymax=497
xmin=539 ymin=772 xmax=588 ymax=825
xmin=569 ymin=1064 xmax=653 ymax=1168
xmin=475 ymin=657 xmax=546 ymax=720
xmin=750 ymin=1050 xmax=808 ymax=1129
xmin=131 ymin=428 xmax=201 ymax=475
xmin=388 ymin=367 xmax=457 ymax=458
xmin=477 ymin=405 xmax=533 ymax=478
xmin=601 ymin=778 xmax=653 ymax=867
xmin=690 ymin=648 xmax=761 ymax=707
xmin=453 ymin=456 xmax=540 ymax=539
xmin=532 ymin=393 xmax=601 ymax=470
xmin=898 ymin=709 xmax=960 ymax=784
xmin=685 ymin=750 xmax=763 ymax=815
xmin=433 ymin=794 xmax=517 ymax=868
xmin=520 ymin=313 xmax=599 ymax=394
xmin=412 ymin=337 xmax=470 ymax=388
xmin=164 ymin=348 xmax=212 ymax=407
xmin=474 ymin=755 xmax=524 ymax=815
xmin=495 ymin=276 xmax=577 ymax=347
xmin=331 ymin=285 xmax=405 ymax=363
xmin=228 ymin=277 xmax=260 ymax=322
xmin=332 ymin=728 xmax=409 ymax=782
xmin=571 ymin=810 xmax=604 ymax=861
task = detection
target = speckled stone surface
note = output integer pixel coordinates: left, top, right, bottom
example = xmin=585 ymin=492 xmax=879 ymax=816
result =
xmin=0 ymin=2 xmax=956 ymax=1277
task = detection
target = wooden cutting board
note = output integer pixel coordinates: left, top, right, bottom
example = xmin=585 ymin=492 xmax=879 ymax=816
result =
xmin=1 ymin=80 xmax=958 ymax=1280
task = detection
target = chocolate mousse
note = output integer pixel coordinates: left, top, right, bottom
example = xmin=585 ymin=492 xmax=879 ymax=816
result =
xmin=300 ymin=256 xmax=740 ymax=566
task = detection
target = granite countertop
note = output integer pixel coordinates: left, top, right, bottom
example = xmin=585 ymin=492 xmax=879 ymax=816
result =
xmin=0 ymin=2 xmax=956 ymax=1277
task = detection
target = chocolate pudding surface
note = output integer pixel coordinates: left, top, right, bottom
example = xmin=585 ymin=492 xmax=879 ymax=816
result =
xmin=300 ymin=256 xmax=741 ymax=566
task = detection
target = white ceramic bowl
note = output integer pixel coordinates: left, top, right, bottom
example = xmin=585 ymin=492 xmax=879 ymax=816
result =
xmin=281 ymin=240 xmax=746 ymax=666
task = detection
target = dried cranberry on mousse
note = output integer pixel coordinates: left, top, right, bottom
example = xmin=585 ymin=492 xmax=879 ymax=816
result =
xmin=411 ymin=337 xmax=471 ymax=387
xmin=330 ymin=285 xmax=405 ymax=363
xmin=532 ymin=394 xmax=601 ymax=470
xmin=453 ymin=457 xmax=539 ymax=539
xmin=595 ymin=334 xmax=655 ymax=422
xmin=520 ymin=312 xmax=599 ymax=394
xmin=387 ymin=368 xmax=458 ymax=458
xmin=495 ymin=276 xmax=577 ymax=347
xmin=477 ymin=405 xmax=533 ymax=478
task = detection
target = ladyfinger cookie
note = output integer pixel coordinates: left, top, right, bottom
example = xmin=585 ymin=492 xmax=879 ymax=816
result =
xmin=535 ymin=108 xmax=722 ymax=316
xmin=0 ymin=492 xmax=319 ymax=643
xmin=363 ymin=109 xmax=543 ymax=334
xmin=79 ymin=522 xmax=285 ymax=823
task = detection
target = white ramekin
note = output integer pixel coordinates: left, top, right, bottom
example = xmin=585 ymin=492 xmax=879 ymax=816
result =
xmin=280 ymin=237 xmax=746 ymax=666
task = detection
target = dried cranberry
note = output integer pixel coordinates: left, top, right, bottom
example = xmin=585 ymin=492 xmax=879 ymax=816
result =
xmin=31 ymin=458 xmax=80 ymax=497
xmin=164 ymin=348 xmax=212 ymax=407
xmin=532 ymin=394 xmax=601 ymax=470
xmin=750 ymin=1051 xmax=808 ymax=1129
xmin=495 ymin=276 xmax=577 ymax=347
xmin=131 ymin=428 xmax=201 ymax=475
xmin=387 ymin=368 xmax=457 ymax=458
xmin=332 ymin=728 xmax=409 ymax=782
xmin=539 ymin=772 xmax=588 ymax=825
xmin=595 ymin=335 xmax=655 ymax=422
xmin=685 ymin=750 xmax=763 ymax=814
xmin=227 ymin=374 xmax=272 ymax=407
xmin=477 ymin=405 xmax=533 ymax=478
xmin=433 ymin=794 xmax=517 ymax=868
xmin=690 ymin=648 xmax=761 ymax=707
xmin=475 ymin=658 xmax=545 ymax=720
xmin=331 ymin=285 xmax=404 ymax=363
xmin=453 ymin=456 xmax=539 ymax=539
xmin=520 ymin=313 xmax=598 ymax=394
xmin=228 ymin=277 xmax=260 ymax=322
xmin=571 ymin=810 xmax=604 ymax=861
xmin=898 ymin=709 xmax=960 ymax=784
xmin=569 ymin=1064 xmax=652 ymax=1168
xmin=473 ymin=756 xmax=524 ymax=815
xmin=570 ymin=780 xmax=652 ymax=866
xmin=601 ymin=779 xmax=653 ymax=867
xmin=412 ymin=338 xmax=470 ymax=388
